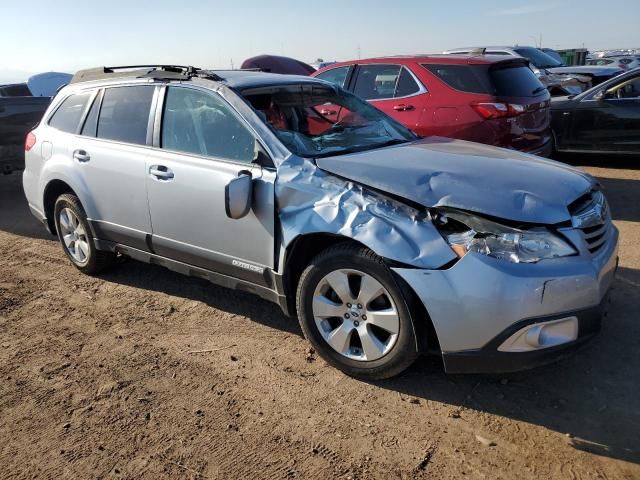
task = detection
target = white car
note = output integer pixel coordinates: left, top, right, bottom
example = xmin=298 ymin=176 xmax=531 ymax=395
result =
xmin=587 ymin=56 xmax=640 ymax=71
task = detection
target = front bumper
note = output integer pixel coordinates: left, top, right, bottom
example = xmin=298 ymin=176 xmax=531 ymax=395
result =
xmin=393 ymin=225 xmax=619 ymax=373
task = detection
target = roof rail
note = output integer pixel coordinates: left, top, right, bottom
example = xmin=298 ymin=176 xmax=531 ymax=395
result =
xmin=468 ymin=47 xmax=487 ymax=56
xmin=69 ymin=65 xmax=204 ymax=84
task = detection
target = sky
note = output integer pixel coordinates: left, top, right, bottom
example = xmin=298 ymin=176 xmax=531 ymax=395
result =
xmin=1 ymin=0 xmax=639 ymax=83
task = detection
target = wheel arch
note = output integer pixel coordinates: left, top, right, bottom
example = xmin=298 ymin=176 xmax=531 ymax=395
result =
xmin=43 ymin=179 xmax=78 ymax=235
xmin=282 ymin=233 xmax=438 ymax=354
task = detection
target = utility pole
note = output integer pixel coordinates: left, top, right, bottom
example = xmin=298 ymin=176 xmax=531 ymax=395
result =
xmin=230 ymin=58 xmax=234 ymax=69
xmin=357 ymin=44 xmax=361 ymax=59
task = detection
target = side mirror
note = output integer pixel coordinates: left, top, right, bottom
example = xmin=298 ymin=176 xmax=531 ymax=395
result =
xmin=593 ymin=90 xmax=606 ymax=101
xmin=225 ymin=171 xmax=253 ymax=219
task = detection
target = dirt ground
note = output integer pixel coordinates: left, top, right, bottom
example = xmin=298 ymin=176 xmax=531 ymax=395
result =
xmin=1 ymin=156 xmax=639 ymax=480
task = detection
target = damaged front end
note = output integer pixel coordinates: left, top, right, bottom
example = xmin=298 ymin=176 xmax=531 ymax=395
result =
xmin=540 ymin=72 xmax=592 ymax=96
xmin=275 ymin=156 xmax=457 ymax=270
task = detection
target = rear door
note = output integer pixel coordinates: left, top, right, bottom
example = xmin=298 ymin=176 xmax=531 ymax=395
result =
xmin=145 ymin=85 xmax=275 ymax=285
xmin=68 ymin=85 xmax=156 ymax=249
xmin=350 ymin=64 xmax=425 ymax=130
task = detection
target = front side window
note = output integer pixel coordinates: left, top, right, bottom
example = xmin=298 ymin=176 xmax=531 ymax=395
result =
xmin=48 ymin=92 xmax=91 ymax=133
xmin=241 ymin=84 xmax=416 ymax=158
xmin=315 ymin=66 xmax=351 ymax=88
xmin=161 ymin=87 xmax=255 ymax=163
xmin=97 ymin=86 xmax=154 ymax=145
xmin=609 ymin=76 xmax=640 ymax=99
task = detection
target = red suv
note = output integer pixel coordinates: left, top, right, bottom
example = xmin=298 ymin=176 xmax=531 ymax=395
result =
xmin=312 ymin=55 xmax=552 ymax=156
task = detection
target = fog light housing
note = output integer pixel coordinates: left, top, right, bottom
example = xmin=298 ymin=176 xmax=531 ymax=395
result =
xmin=498 ymin=317 xmax=579 ymax=352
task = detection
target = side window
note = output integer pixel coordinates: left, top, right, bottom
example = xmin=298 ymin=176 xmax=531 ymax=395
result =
xmin=395 ymin=68 xmax=421 ymax=97
xmin=424 ymin=64 xmax=492 ymax=94
xmin=48 ymin=92 xmax=91 ymax=133
xmin=315 ymin=66 xmax=351 ymax=88
xmin=81 ymin=90 xmax=102 ymax=137
xmin=161 ymin=87 xmax=255 ymax=163
xmin=353 ymin=64 xmax=401 ymax=100
xmin=97 ymin=86 xmax=154 ymax=145
xmin=612 ymin=77 xmax=640 ymax=99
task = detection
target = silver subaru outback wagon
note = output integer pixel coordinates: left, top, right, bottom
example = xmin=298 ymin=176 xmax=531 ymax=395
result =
xmin=23 ymin=65 xmax=618 ymax=379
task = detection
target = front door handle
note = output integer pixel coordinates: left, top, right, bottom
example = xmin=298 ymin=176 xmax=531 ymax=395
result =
xmin=393 ymin=104 xmax=414 ymax=111
xmin=149 ymin=165 xmax=174 ymax=180
xmin=73 ymin=149 xmax=90 ymax=163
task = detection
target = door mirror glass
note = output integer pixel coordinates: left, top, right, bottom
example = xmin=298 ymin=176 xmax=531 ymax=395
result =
xmin=225 ymin=171 xmax=253 ymax=219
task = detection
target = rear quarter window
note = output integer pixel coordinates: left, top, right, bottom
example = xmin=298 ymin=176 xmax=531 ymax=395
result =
xmin=423 ymin=64 xmax=491 ymax=94
xmin=48 ymin=92 xmax=92 ymax=133
xmin=424 ymin=63 xmax=546 ymax=97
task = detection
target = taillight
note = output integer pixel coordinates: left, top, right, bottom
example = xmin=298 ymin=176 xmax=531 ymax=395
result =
xmin=471 ymin=102 xmax=526 ymax=119
xmin=619 ymin=64 xmax=626 ymax=69
xmin=25 ymin=132 xmax=36 ymax=152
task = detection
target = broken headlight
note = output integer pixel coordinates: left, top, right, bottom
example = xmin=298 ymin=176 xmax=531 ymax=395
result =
xmin=434 ymin=209 xmax=576 ymax=264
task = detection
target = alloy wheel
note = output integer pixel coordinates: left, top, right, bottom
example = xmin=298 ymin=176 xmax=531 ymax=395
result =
xmin=312 ymin=269 xmax=400 ymax=361
xmin=58 ymin=207 xmax=90 ymax=265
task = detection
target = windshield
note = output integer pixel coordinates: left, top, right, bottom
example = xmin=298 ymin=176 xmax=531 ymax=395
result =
xmin=514 ymin=47 xmax=563 ymax=69
xmin=240 ymin=84 xmax=416 ymax=158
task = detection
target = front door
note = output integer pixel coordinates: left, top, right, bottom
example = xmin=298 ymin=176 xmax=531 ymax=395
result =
xmin=145 ymin=85 xmax=275 ymax=285
xmin=568 ymin=73 xmax=640 ymax=152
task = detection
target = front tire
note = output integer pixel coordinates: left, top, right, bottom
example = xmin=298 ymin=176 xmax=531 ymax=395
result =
xmin=54 ymin=194 xmax=115 ymax=274
xmin=296 ymin=243 xmax=418 ymax=380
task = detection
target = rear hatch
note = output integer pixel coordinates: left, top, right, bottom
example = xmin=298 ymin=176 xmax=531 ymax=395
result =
xmin=488 ymin=60 xmax=551 ymax=152
xmin=425 ymin=59 xmax=551 ymax=153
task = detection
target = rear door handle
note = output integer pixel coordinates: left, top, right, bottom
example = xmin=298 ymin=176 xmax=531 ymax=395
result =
xmin=73 ymin=149 xmax=90 ymax=163
xmin=393 ymin=104 xmax=414 ymax=111
xmin=149 ymin=165 xmax=174 ymax=180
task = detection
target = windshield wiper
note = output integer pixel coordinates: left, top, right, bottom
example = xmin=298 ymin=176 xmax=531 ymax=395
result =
xmin=532 ymin=86 xmax=547 ymax=95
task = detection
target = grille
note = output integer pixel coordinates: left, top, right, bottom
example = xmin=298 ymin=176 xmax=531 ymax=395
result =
xmin=581 ymin=222 xmax=611 ymax=255
xmin=569 ymin=190 xmax=612 ymax=256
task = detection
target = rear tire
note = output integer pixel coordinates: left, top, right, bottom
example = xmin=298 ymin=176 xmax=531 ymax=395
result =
xmin=54 ymin=194 xmax=116 ymax=274
xmin=296 ymin=243 xmax=418 ymax=380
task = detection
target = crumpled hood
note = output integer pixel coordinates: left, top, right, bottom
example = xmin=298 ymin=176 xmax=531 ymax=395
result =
xmin=315 ymin=138 xmax=596 ymax=225
xmin=548 ymin=66 xmax=622 ymax=77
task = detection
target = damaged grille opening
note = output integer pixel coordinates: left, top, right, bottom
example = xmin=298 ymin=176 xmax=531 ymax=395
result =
xmin=568 ymin=190 xmax=612 ymax=256
xmin=583 ymin=223 xmax=611 ymax=254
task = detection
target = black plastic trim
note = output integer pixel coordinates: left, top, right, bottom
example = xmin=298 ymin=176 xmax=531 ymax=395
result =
xmin=442 ymin=303 xmax=606 ymax=374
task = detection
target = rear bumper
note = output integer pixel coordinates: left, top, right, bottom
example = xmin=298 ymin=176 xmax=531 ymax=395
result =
xmin=522 ymin=138 xmax=553 ymax=158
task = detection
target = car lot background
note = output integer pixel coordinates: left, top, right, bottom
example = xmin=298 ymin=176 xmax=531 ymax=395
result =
xmin=0 ymin=156 xmax=639 ymax=479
